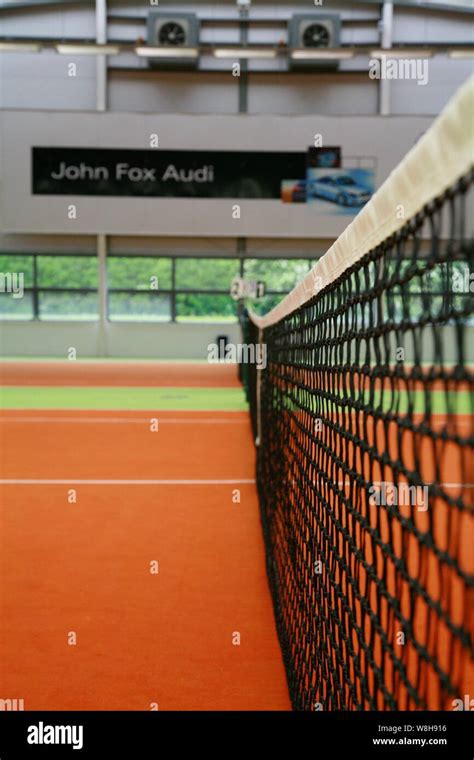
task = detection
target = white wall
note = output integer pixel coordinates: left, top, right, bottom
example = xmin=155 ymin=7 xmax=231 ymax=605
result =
xmin=1 ymin=312 xmax=469 ymax=363
xmin=0 ymin=318 xmax=242 ymax=359
xmin=0 ymin=109 xmax=434 ymax=237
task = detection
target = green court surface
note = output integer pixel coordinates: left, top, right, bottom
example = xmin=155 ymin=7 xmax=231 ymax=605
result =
xmin=0 ymin=357 xmax=213 ymax=363
xmin=374 ymin=391 xmax=472 ymax=415
xmin=1 ymin=385 xmax=471 ymax=415
xmin=0 ymin=386 xmax=248 ymax=411
xmin=282 ymin=390 xmax=473 ymax=416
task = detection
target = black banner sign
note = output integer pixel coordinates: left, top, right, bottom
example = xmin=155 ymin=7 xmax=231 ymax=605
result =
xmin=32 ymin=147 xmax=306 ymax=199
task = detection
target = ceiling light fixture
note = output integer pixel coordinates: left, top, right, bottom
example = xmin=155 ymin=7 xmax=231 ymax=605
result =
xmin=135 ymin=46 xmax=199 ymax=58
xmin=0 ymin=41 xmax=42 ymax=52
xmin=370 ymin=48 xmax=433 ymax=59
xmin=448 ymin=48 xmax=474 ymax=58
xmin=290 ymin=48 xmax=354 ymax=61
xmin=55 ymin=43 xmax=121 ymax=55
xmin=214 ymin=47 xmax=277 ymax=59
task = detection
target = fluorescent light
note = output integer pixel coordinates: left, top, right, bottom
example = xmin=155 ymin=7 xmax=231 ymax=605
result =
xmin=0 ymin=41 xmax=42 ymax=52
xmin=214 ymin=47 xmax=277 ymax=59
xmin=55 ymin=43 xmax=120 ymax=55
xmin=449 ymin=49 xmax=474 ymax=58
xmin=370 ymin=48 xmax=433 ymax=59
xmin=135 ymin=46 xmax=199 ymax=58
xmin=290 ymin=48 xmax=354 ymax=61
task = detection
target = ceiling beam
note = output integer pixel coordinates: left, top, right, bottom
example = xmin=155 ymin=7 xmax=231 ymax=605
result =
xmin=0 ymin=0 xmax=473 ymax=14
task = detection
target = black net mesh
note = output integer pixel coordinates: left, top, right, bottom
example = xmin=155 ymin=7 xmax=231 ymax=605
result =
xmin=241 ymin=172 xmax=474 ymax=711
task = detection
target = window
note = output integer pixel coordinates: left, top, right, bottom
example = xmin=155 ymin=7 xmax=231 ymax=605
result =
xmin=241 ymin=259 xmax=312 ymax=317
xmin=108 ymin=256 xmax=242 ymax=323
xmin=243 ymin=259 xmax=311 ymax=293
xmin=384 ymin=258 xmax=468 ymax=323
xmin=175 ymin=258 xmax=240 ymax=323
xmin=0 ymin=253 xmax=98 ymax=321
xmin=108 ymin=257 xmax=172 ymax=290
xmin=0 ymin=253 xmax=318 ymax=323
xmin=248 ymin=294 xmax=283 ymax=316
xmin=176 ymin=294 xmax=237 ymax=323
xmin=108 ymin=257 xmax=172 ymax=322
xmin=175 ymin=259 xmax=239 ymax=291
xmin=37 ymin=256 xmax=98 ymax=320
xmin=0 ymin=254 xmax=34 ymax=320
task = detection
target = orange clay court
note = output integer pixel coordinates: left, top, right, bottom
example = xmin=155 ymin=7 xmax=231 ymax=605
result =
xmin=0 ymin=361 xmax=290 ymax=710
xmin=1 ymin=360 xmax=472 ymax=711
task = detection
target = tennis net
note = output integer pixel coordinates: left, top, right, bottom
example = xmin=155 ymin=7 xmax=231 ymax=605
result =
xmin=241 ymin=78 xmax=474 ymax=711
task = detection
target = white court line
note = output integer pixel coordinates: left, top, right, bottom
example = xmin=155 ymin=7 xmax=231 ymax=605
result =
xmin=1 ymin=478 xmax=469 ymax=487
xmin=307 ymin=480 xmax=474 ymax=488
xmin=0 ymin=416 xmax=246 ymax=425
xmin=0 ymin=479 xmax=256 ymax=485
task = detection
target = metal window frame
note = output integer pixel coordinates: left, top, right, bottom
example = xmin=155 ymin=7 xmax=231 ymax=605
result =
xmin=0 ymin=252 xmax=99 ymax=322
xmin=107 ymin=254 xmax=315 ymax=324
xmin=0 ymin=251 xmax=461 ymax=324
